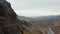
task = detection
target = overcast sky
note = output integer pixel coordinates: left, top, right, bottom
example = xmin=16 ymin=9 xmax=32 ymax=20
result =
xmin=7 ymin=0 xmax=60 ymax=17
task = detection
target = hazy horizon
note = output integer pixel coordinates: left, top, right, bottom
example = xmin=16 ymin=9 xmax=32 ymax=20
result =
xmin=7 ymin=0 xmax=60 ymax=17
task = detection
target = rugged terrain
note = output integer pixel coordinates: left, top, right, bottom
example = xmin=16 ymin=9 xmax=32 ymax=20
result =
xmin=0 ymin=0 xmax=60 ymax=34
xmin=18 ymin=15 xmax=60 ymax=34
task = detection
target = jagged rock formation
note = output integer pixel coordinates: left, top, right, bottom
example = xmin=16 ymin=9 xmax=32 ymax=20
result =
xmin=0 ymin=0 xmax=40 ymax=34
xmin=0 ymin=0 xmax=24 ymax=34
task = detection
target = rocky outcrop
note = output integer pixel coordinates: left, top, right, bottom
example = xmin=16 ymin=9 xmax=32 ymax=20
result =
xmin=50 ymin=23 xmax=60 ymax=34
xmin=0 ymin=0 xmax=25 ymax=34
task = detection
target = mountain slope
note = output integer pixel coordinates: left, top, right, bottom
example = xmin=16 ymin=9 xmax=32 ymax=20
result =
xmin=17 ymin=16 xmax=48 ymax=34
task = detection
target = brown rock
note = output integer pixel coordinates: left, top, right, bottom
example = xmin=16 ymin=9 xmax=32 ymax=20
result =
xmin=0 ymin=0 xmax=23 ymax=34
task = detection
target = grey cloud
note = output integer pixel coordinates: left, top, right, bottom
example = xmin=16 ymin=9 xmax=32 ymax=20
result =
xmin=7 ymin=0 xmax=60 ymax=10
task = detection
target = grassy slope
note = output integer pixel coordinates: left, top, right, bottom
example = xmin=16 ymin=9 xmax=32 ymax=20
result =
xmin=30 ymin=21 xmax=48 ymax=34
xmin=17 ymin=16 xmax=48 ymax=34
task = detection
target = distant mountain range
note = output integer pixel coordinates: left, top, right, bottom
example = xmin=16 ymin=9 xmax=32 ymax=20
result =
xmin=34 ymin=15 xmax=60 ymax=21
xmin=33 ymin=15 xmax=60 ymax=27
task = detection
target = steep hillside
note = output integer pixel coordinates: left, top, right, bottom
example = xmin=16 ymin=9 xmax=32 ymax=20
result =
xmin=17 ymin=16 xmax=48 ymax=34
xmin=17 ymin=16 xmax=36 ymax=22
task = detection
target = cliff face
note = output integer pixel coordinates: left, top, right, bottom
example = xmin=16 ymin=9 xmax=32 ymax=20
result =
xmin=0 ymin=0 xmax=17 ymax=19
xmin=0 ymin=0 xmax=36 ymax=34
xmin=0 ymin=0 xmax=23 ymax=34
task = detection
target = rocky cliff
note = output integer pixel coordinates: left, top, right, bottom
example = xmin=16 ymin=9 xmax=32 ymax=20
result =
xmin=0 ymin=0 xmax=24 ymax=34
